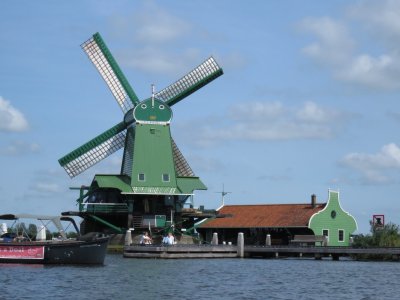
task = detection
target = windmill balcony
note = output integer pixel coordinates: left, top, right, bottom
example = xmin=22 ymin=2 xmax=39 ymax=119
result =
xmin=82 ymin=202 xmax=129 ymax=214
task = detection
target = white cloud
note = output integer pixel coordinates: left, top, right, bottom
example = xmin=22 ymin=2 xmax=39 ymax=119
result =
xmin=296 ymin=101 xmax=342 ymax=123
xmin=132 ymin=3 xmax=191 ymax=44
xmin=122 ymin=46 xmax=202 ymax=76
xmin=109 ymin=2 xmax=199 ymax=76
xmin=348 ymin=0 xmax=400 ymax=41
xmin=229 ymin=101 xmax=284 ymax=121
xmin=341 ymin=143 xmax=400 ymax=184
xmin=0 ymin=97 xmax=29 ymax=132
xmin=182 ymin=101 xmax=348 ymax=147
xmin=299 ymin=17 xmax=354 ymax=65
xmin=299 ymin=1 xmax=400 ymax=90
xmin=337 ymin=52 xmax=400 ymax=89
xmin=0 ymin=140 xmax=39 ymax=155
xmin=110 ymin=2 xmax=243 ymax=76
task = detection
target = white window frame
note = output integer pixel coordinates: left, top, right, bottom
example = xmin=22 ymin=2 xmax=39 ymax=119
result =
xmin=338 ymin=229 xmax=345 ymax=242
xmin=162 ymin=173 xmax=170 ymax=182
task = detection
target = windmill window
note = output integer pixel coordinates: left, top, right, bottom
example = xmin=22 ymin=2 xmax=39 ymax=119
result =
xmin=150 ymin=128 xmax=155 ymax=134
xmin=138 ymin=173 xmax=145 ymax=181
xmin=159 ymin=104 xmax=165 ymax=110
xmin=141 ymin=104 xmax=147 ymax=109
xmin=338 ymin=229 xmax=344 ymax=242
xmin=162 ymin=173 xmax=170 ymax=182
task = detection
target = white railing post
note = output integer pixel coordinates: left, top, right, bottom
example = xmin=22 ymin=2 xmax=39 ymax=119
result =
xmin=237 ymin=232 xmax=244 ymax=258
xmin=125 ymin=229 xmax=132 ymax=246
xmin=266 ymin=234 xmax=271 ymax=246
xmin=211 ymin=232 xmax=218 ymax=245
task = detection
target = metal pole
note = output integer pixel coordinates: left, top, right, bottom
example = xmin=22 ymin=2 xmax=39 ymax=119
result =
xmin=237 ymin=232 xmax=244 ymax=258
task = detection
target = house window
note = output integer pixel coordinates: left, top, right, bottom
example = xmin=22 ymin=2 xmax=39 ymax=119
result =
xmin=162 ymin=173 xmax=170 ymax=182
xmin=338 ymin=229 xmax=345 ymax=242
xmin=138 ymin=173 xmax=145 ymax=181
xmin=322 ymin=229 xmax=329 ymax=242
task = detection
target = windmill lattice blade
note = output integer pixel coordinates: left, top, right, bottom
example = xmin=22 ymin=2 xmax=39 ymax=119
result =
xmin=59 ymin=122 xmax=127 ymax=178
xmin=121 ymin=126 xmax=135 ymax=177
xmin=155 ymin=57 xmax=223 ymax=107
xmin=81 ymin=33 xmax=139 ymax=113
xmin=172 ymin=139 xmax=195 ymax=177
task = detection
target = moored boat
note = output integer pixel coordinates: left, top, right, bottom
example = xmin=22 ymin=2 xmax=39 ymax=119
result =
xmin=0 ymin=214 xmax=109 ymax=265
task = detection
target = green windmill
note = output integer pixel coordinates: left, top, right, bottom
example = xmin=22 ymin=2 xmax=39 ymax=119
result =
xmin=59 ymin=33 xmax=223 ymax=235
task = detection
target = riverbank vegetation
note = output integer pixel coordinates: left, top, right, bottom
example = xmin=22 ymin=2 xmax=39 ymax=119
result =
xmin=352 ymin=222 xmax=400 ymax=260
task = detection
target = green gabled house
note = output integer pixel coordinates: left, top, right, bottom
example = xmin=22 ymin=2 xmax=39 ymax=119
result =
xmin=309 ymin=190 xmax=358 ymax=246
xmin=198 ymin=190 xmax=357 ymax=246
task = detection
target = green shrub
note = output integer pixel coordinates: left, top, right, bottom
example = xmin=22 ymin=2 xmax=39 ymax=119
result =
xmin=352 ymin=222 xmax=400 ymax=260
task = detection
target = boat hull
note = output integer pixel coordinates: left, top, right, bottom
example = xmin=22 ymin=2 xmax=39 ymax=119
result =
xmin=0 ymin=237 xmax=109 ymax=265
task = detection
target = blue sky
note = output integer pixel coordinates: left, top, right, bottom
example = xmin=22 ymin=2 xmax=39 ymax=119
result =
xmin=1 ymin=0 xmax=400 ymax=233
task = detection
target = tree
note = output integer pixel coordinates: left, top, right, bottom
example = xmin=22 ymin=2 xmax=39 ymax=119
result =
xmin=352 ymin=222 xmax=400 ymax=260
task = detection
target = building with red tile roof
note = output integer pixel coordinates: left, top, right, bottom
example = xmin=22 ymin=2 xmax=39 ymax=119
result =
xmin=197 ymin=190 xmax=357 ymax=246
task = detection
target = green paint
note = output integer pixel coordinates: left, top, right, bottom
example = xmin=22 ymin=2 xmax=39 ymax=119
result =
xmin=93 ymin=33 xmax=139 ymax=105
xmin=58 ymin=122 xmax=126 ymax=166
xmin=133 ymin=98 xmax=172 ymax=123
xmin=176 ymin=177 xmax=206 ymax=194
xmin=59 ymin=32 xmax=224 ymax=233
xmin=89 ymin=215 xmax=124 ymax=233
xmin=93 ymin=175 xmax=132 ymax=193
xmin=130 ymin=123 xmax=177 ymax=188
xmin=309 ymin=190 xmax=357 ymax=246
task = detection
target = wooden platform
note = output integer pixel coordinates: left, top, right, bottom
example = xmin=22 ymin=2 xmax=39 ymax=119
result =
xmin=124 ymin=244 xmax=237 ymax=258
xmin=123 ymin=244 xmax=400 ymax=260
xmin=244 ymin=245 xmax=400 ymax=260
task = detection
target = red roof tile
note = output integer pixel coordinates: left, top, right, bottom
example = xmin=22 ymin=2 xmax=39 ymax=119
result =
xmin=199 ymin=203 xmax=325 ymax=228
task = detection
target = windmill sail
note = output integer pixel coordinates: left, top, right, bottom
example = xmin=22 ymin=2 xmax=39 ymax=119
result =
xmin=60 ymin=33 xmax=223 ymax=183
xmin=171 ymin=139 xmax=195 ymax=177
xmin=155 ymin=57 xmax=223 ymax=107
xmin=81 ymin=33 xmax=140 ymax=113
xmin=121 ymin=127 xmax=135 ymax=177
xmin=59 ymin=122 xmax=127 ymax=178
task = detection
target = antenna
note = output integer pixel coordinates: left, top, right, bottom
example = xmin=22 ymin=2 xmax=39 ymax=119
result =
xmin=215 ymin=184 xmax=231 ymax=206
xmin=151 ymin=84 xmax=155 ymax=108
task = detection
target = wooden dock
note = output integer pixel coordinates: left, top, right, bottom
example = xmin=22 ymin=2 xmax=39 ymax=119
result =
xmin=244 ymin=245 xmax=400 ymax=260
xmin=123 ymin=244 xmax=400 ymax=260
xmin=124 ymin=244 xmax=238 ymax=259
xmin=123 ymin=231 xmax=400 ymax=260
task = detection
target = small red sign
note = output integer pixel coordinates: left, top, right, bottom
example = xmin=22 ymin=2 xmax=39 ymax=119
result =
xmin=373 ymin=214 xmax=384 ymax=227
xmin=0 ymin=245 xmax=44 ymax=259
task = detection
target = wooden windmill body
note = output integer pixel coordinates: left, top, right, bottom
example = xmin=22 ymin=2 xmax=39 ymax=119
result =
xmin=59 ymin=33 xmax=223 ymax=234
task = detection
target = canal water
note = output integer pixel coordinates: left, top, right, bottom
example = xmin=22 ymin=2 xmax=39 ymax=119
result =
xmin=1 ymin=254 xmax=399 ymax=299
